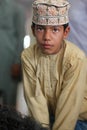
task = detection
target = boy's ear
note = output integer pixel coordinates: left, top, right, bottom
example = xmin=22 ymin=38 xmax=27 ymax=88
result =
xmin=31 ymin=26 xmax=35 ymax=36
xmin=63 ymin=26 xmax=70 ymax=39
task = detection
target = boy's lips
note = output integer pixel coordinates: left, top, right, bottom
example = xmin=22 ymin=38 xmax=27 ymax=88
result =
xmin=42 ymin=43 xmax=52 ymax=49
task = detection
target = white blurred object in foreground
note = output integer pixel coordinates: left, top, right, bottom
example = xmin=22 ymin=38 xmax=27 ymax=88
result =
xmin=23 ymin=35 xmax=30 ymax=49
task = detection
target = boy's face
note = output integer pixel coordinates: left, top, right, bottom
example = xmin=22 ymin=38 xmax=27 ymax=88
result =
xmin=32 ymin=24 xmax=70 ymax=55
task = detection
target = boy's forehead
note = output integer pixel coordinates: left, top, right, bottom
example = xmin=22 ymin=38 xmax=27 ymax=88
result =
xmin=32 ymin=0 xmax=70 ymax=26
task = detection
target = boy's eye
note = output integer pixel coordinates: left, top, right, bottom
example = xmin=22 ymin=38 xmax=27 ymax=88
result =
xmin=53 ymin=28 xmax=59 ymax=32
xmin=36 ymin=26 xmax=44 ymax=31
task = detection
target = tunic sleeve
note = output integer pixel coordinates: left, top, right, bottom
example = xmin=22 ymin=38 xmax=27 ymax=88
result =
xmin=53 ymin=57 xmax=87 ymax=130
xmin=21 ymin=50 xmax=50 ymax=127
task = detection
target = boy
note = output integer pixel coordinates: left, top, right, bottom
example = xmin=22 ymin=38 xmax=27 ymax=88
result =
xmin=21 ymin=0 xmax=87 ymax=130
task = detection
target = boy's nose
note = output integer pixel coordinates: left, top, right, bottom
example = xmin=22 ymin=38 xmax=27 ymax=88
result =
xmin=43 ymin=30 xmax=51 ymax=41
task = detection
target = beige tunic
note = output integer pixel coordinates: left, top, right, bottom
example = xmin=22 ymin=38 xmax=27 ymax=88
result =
xmin=21 ymin=40 xmax=87 ymax=130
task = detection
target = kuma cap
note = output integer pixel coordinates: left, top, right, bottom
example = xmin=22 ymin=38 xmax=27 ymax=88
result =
xmin=32 ymin=0 xmax=70 ymax=25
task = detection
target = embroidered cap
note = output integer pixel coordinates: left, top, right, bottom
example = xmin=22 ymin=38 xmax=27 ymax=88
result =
xmin=32 ymin=0 xmax=70 ymax=25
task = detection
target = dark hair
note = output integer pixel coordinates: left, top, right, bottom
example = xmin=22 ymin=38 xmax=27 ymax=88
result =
xmin=31 ymin=22 xmax=35 ymax=28
xmin=63 ymin=23 xmax=69 ymax=31
xmin=31 ymin=22 xmax=69 ymax=31
xmin=0 ymin=105 xmax=48 ymax=130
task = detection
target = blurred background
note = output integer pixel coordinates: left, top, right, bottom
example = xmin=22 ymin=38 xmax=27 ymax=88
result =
xmin=13 ymin=0 xmax=35 ymax=115
xmin=0 ymin=0 xmax=35 ymax=116
xmin=16 ymin=0 xmax=35 ymax=47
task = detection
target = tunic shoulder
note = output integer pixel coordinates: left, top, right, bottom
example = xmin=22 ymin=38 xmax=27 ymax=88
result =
xmin=63 ymin=40 xmax=86 ymax=70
